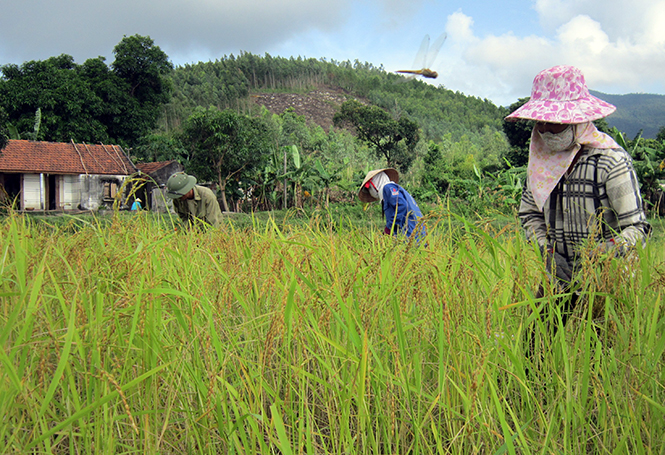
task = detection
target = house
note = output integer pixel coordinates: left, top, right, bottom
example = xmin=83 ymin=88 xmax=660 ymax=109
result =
xmin=135 ymin=160 xmax=184 ymax=212
xmin=0 ymin=139 xmax=137 ymax=211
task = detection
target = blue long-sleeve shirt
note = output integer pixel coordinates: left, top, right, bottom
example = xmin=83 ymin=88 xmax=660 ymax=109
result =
xmin=382 ymin=183 xmax=426 ymax=242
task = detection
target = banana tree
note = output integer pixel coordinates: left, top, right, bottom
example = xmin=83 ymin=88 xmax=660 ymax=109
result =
xmin=283 ymin=145 xmax=314 ymax=209
xmin=610 ymin=127 xmax=665 ymax=213
xmin=5 ymin=108 xmax=41 ymax=141
xmin=312 ymin=156 xmax=349 ymax=208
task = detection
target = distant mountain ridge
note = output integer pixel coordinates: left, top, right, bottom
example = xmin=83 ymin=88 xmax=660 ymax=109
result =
xmin=590 ymin=90 xmax=665 ymax=139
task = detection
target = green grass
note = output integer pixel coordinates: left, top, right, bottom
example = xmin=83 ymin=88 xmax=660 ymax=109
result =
xmin=1 ymin=210 xmax=663 ymax=454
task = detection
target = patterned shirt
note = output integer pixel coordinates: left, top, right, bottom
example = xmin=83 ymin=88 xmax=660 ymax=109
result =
xmin=519 ymin=146 xmax=651 ymax=262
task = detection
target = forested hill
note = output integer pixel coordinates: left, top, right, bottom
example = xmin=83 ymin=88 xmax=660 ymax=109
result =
xmin=591 ymin=90 xmax=665 ymax=140
xmin=163 ymin=52 xmax=509 ymax=143
xmin=165 ymin=54 xmax=665 ymax=142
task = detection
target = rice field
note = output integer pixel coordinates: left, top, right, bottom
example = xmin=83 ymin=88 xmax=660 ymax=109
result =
xmin=1 ymin=209 xmax=664 ymax=454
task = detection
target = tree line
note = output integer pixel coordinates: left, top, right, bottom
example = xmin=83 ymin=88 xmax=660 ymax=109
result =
xmin=0 ymin=35 xmax=172 ymax=149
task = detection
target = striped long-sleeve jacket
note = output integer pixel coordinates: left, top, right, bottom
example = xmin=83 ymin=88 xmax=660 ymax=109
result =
xmin=519 ymin=146 xmax=651 ymax=263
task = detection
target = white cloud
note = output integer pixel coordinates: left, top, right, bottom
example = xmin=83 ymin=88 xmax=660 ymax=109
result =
xmin=556 ymin=15 xmax=609 ymax=52
xmin=641 ymin=1 xmax=665 ymax=43
xmin=431 ymin=3 xmax=665 ymax=106
xmin=377 ymin=0 xmax=430 ymax=19
xmin=534 ymin=0 xmax=665 ymax=43
xmin=533 ymin=0 xmax=576 ymax=31
xmin=437 ymin=11 xmax=558 ymax=105
xmin=446 ymin=10 xmax=477 ymax=43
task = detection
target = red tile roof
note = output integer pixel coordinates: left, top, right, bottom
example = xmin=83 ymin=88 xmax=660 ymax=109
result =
xmin=0 ymin=139 xmax=136 ymax=175
xmin=135 ymin=160 xmax=178 ymax=175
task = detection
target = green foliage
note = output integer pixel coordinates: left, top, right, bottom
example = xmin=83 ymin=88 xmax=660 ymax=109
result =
xmin=112 ymin=35 xmax=173 ymax=103
xmin=0 ymin=54 xmax=109 ymax=143
xmin=501 ymin=98 xmax=532 ymax=167
xmin=0 ymin=106 xmax=10 ymax=150
xmin=365 ymin=76 xmax=507 ymax=144
xmin=178 ymin=107 xmax=273 ymax=211
xmin=422 ymin=140 xmax=451 ymax=194
xmin=275 ymin=107 xmax=314 ymax=151
xmin=131 ymin=133 xmax=185 ymax=163
xmin=608 ymin=127 xmax=665 ymax=214
xmin=0 ymin=35 xmax=172 ymax=147
xmin=333 ymin=99 xmax=419 ymax=172
xmin=109 ymin=35 xmax=174 ymax=145
xmin=657 ymin=125 xmax=665 ymax=143
xmin=420 ymin=130 xmax=515 ymax=213
xmin=162 ymin=53 xmax=507 ymax=144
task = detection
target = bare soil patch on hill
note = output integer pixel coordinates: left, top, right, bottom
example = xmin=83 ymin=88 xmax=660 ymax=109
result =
xmin=251 ymin=87 xmax=360 ymax=131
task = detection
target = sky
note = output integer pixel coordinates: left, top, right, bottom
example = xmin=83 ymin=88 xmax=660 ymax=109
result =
xmin=1 ymin=0 xmax=664 ymax=107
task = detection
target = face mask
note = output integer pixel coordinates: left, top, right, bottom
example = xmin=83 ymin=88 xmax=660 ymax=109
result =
xmin=538 ymin=125 xmax=575 ymax=152
xmin=368 ymin=181 xmax=380 ymax=200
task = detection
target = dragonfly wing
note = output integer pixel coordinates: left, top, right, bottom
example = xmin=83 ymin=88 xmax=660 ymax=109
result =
xmin=424 ymin=33 xmax=447 ymax=69
xmin=412 ymin=34 xmax=430 ymax=69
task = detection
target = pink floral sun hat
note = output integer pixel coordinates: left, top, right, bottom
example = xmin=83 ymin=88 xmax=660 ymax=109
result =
xmin=505 ymin=65 xmax=616 ymax=123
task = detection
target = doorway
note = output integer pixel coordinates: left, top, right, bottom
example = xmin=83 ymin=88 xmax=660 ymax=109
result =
xmin=46 ymin=174 xmax=58 ymax=210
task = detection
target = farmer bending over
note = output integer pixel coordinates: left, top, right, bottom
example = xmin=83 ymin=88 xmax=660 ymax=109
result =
xmin=358 ymin=168 xmax=426 ymax=243
xmin=166 ymin=172 xmax=223 ymax=229
xmin=505 ymin=65 xmax=651 ymax=360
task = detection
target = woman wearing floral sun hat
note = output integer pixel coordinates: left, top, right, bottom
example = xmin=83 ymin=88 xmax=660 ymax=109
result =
xmin=506 ymin=65 xmax=651 ymax=362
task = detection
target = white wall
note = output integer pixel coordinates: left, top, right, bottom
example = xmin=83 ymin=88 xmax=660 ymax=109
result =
xmin=20 ymin=173 xmax=130 ymax=211
xmin=79 ymin=174 xmax=130 ymax=210
xmin=22 ymin=174 xmax=42 ymax=210
xmin=61 ymin=175 xmax=80 ymax=210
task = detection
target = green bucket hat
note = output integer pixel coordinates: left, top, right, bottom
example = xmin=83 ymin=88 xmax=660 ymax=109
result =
xmin=166 ymin=172 xmax=197 ymax=199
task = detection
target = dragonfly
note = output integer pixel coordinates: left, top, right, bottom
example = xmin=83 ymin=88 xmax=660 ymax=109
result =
xmin=396 ymin=33 xmax=447 ymax=79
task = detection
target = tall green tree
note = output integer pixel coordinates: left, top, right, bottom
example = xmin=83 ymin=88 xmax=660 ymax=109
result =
xmin=0 ymin=54 xmax=108 ymax=143
xmin=179 ymin=107 xmax=272 ymax=212
xmin=0 ymin=35 xmax=172 ymax=147
xmin=278 ymin=107 xmax=312 ymax=151
xmin=333 ymin=99 xmax=419 ymax=172
xmin=109 ymin=34 xmax=174 ymax=146
xmin=423 ymin=140 xmax=451 ymax=194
